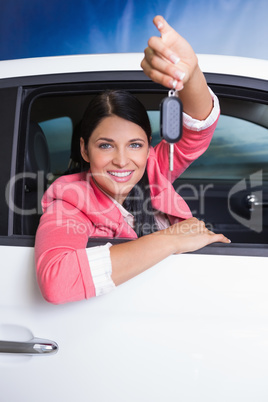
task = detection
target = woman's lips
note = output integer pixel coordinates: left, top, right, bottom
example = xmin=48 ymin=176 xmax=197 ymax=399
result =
xmin=107 ymin=170 xmax=134 ymax=182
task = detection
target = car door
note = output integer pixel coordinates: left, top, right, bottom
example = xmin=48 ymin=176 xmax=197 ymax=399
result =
xmin=1 ymin=68 xmax=268 ymax=402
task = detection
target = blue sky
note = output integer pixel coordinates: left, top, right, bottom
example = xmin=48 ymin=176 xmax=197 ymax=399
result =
xmin=0 ymin=0 xmax=267 ymax=60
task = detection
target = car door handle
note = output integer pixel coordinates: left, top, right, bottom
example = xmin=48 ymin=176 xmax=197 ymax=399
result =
xmin=0 ymin=337 xmax=58 ymax=355
xmin=247 ymin=194 xmax=268 ymax=211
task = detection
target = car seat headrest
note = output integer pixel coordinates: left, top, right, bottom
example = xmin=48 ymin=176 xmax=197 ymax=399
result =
xmin=25 ymin=121 xmax=50 ymax=175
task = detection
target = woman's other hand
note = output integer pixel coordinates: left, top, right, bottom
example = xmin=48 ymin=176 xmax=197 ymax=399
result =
xmin=111 ymin=217 xmax=230 ymax=286
xmin=154 ymin=217 xmax=231 ymax=254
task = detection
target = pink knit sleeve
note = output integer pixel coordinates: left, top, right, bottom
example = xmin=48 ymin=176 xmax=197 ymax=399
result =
xmin=35 ymin=200 xmax=96 ymax=304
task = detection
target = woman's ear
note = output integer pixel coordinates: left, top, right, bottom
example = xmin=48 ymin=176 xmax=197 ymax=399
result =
xmin=80 ymin=137 xmax=90 ymax=163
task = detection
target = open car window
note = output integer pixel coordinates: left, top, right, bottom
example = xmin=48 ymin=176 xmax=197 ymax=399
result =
xmin=13 ymin=81 xmax=267 ymax=245
xmin=180 ymin=105 xmax=268 ymax=181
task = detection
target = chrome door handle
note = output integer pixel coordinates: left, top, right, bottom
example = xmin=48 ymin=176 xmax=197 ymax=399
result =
xmin=0 ymin=337 xmax=58 ymax=355
xmin=247 ymin=194 xmax=268 ymax=211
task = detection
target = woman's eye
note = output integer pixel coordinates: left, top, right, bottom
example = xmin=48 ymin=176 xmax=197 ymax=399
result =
xmin=99 ymin=143 xmax=112 ymax=149
xmin=130 ymin=143 xmax=143 ymax=148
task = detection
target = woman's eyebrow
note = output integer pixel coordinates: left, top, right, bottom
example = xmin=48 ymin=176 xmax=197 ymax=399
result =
xmin=129 ymin=138 xmax=146 ymax=142
xmin=96 ymin=137 xmax=146 ymax=143
xmin=96 ymin=137 xmax=114 ymax=142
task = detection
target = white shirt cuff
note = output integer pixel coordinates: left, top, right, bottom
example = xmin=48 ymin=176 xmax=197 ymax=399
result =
xmin=86 ymin=242 xmax=116 ymax=297
xmin=182 ymin=87 xmax=220 ymax=131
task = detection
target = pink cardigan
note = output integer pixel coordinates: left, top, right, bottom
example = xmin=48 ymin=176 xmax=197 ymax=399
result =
xmin=35 ymin=116 xmax=218 ymax=304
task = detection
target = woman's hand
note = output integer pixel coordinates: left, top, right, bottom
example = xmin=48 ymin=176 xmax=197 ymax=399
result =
xmin=111 ymin=217 xmax=230 ymax=286
xmin=141 ymin=15 xmax=198 ymax=91
xmin=154 ymin=217 xmax=231 ymax=254
xmin=141 ymin=16 xmax=213 ymax=119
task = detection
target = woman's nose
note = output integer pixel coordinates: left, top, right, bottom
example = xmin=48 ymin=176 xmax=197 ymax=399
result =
xmin=113 ymin=149 xmax=129 ymax=167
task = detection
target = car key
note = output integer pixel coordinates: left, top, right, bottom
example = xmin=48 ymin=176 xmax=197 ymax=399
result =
xmin=160 ymin=89 xmax=183 ymax=171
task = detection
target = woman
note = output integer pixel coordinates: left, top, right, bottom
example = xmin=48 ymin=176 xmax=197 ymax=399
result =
xmin=35 ymin=16 xmax=230 ymax=304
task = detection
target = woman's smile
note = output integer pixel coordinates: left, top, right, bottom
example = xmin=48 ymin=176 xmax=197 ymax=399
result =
xmin=107 ymin=170 xmax=134 ymax=182
xmin=80 ymin=115 xmax=150 ymax=204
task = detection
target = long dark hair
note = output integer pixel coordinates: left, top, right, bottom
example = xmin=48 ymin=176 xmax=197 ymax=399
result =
xmin=80 ymin=90 xmax=157 ymax=237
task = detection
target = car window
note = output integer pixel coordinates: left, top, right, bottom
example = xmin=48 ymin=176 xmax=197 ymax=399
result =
xmin=149 ymin=99 xmax=267 ymax=245
xmin=149 ymin=104 xmax=268 ymax=181
xmin=39 ymin=117 xmax=73 ymax=178
xmin=180 ymin=114 xmax=268 ymax=180
xmin=14 ymin=87 xmax=267 ymax=243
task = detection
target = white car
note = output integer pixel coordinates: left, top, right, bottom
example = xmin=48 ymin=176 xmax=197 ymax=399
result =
xmin=0 ymin=53 xmax=268 ymax=402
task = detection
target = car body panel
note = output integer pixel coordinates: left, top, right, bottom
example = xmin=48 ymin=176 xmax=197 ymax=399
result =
xmin=0 ymin=53 xmax=267 ymax=80
xmin=1 ymin=245 xmax=268 ymax=401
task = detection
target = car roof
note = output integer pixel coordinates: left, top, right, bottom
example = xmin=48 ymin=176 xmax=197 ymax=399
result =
xmin=0 ymin=53 xmax=267 ymax=81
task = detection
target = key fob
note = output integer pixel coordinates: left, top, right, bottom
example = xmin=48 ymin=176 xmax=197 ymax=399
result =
xmin=160 ymin=96 xmax=183 ymax=143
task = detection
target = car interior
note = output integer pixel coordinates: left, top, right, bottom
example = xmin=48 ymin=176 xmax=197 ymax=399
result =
xmin=14 ymin=81 xmax=268 ymax=245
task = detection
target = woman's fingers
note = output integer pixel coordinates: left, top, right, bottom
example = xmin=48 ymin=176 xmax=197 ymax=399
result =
xmin=153 ymin=15 xmax=178 ymax=40
xmin=159 ymin=218 xmax=230 ymax=254
xmin=141 ymin=15 xmax=199 ymax=89
xmin=173 ymin=217 xmax=230 ymax=240
xmin=207 ymin=232 xmax=231 ymax=244
xmin=147 ymin=36 xmax=180 ymax=65
xmin=145 ymin=39 xmax=187 ymax=81
xmin=182 ymin=219 xmax=231 ymax=243
xmin=141 ymin=52 xmax=184 ymax=90
xmin=141 ymin=17 xmax=189 ymax=90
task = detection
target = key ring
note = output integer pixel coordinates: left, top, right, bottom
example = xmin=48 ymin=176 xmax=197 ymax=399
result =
xmin=168 ymin=88 xmax=179 ymax=98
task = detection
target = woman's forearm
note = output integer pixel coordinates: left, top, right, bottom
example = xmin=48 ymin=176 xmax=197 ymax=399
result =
xmin=110 ymin=218 xmax=230 ymax=286
xmin=179 ymin=65 xmax=213 ymax=120
xmin=110 ymin=232 xmax=176 ymax=286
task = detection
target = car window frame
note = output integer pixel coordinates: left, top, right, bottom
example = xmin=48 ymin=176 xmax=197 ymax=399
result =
xmin=0 ymin=86 xmax=23 ymax=236
xmin=1 ymin=70 xmax=267 ymax=256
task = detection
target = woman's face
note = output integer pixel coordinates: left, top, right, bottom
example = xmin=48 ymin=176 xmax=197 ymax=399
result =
xmin=80 ymin=115 xmax=150 ymax=204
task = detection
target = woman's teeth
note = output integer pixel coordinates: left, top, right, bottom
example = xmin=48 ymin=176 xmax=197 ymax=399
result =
xmin=109 ymin=171 xmax=132 ymax=177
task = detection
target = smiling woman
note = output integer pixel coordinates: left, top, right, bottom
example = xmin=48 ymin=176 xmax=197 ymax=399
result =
xmin=80 ymin=91 xmax=151 ymax=206
xmin=79 ymin=90 xmax=158 ymax=240
xmin=34 ymin=16 xmax=230 ymax=304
